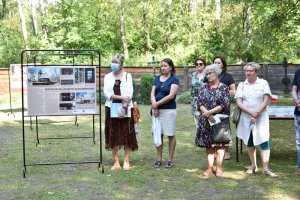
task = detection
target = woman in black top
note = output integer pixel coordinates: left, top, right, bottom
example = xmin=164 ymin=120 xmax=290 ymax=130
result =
xmin=213 ymin=56 xmax=236 ymax=160
xmin=213 ymin=56 xmax=236 ymax=96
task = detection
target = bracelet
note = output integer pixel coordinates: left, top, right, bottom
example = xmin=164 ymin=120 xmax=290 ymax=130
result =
xmin=122 ymin=105 xmax=127 ymax=109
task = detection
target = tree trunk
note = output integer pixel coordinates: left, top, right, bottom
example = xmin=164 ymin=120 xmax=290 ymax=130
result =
xmin=40 ymin=0 xmax=48 ymax=46
xmin=31 ymin=0 xmax=38 ymax=36
xmin=246 ymin=4 xmax=252 ymax=37
xmin=117 ymin=0 xmax=129 ymax=59
xmin=245 ymin=3 xmax=253 ymax=61
xmin=17 ymin=0 xmax=28 ymax=49
xmin=190 ymin=0 xmax=197 ymax=15
xmin=1 ymin=0 xmax=6 ymax=20
xmin=164 ymin=0 xmax=172 ymax=49
xmin=205 ymin=0 xmax=211 ymax=7
xmin=215 ymin=0 xmax=221 ymax=24
xmin=142 ymin=0 xmax=152 ymax=53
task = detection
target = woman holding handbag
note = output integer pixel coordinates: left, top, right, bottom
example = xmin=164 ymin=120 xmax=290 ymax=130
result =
xmin=195 ymin=64 xmax=230 ymax=177
xmin=104 ymin=54 xmax=138 ymax=171
xmin=235 ymin=62 xmax=277 ymax=177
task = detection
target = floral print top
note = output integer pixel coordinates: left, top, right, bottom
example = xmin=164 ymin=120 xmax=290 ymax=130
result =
xmin=195 ymin=83 xmax=230 ymax=147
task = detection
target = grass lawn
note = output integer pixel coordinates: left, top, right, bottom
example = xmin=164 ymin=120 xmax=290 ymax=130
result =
xmin=0 ymin=93 xmax=299 ymax=200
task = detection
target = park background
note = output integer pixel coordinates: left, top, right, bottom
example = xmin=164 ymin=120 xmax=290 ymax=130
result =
xmin=0 ymin=0 xmax=300 ymax=200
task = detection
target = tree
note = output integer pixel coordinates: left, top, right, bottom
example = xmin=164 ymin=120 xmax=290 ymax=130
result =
xmin=142 ymin=0 xmax=152 ymax=54
xmin=215 ymin=0 xmax=221 ymax=24
xmin=17 ymin=0 xmax=28 ymax=49
xmin=40 ymin=0 xmax=48 ymax=46
xmin=1 ymin=0 xmax=6 ymax=20
xmin=30 ymin=0 xmax=38 ymax=36
xmin=117 ymin=0 xmax=129 ymax=59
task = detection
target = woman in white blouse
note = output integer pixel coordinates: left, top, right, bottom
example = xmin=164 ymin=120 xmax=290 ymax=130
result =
xmin=103 ymin=54 xmax=138 ymax=171
xmin=235 ymin=62 xmax=277 ymax=177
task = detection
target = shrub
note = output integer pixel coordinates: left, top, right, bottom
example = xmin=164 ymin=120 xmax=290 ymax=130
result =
xmin=177 ymin=92 xmax=192 ymax=104
xmin=139 ymin=74 xmax=154 ymax=104
xmin=132 ymin=79 xmax=141 ymax=103
xmin=97 ymin=91 xmax=106 ymax=105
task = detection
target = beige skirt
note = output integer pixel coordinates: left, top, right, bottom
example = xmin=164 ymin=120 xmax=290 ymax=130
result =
xmin=158 ymin=109 xmax=177 ymax=136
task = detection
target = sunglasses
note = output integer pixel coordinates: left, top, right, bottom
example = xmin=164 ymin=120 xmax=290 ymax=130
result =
xmin=195 ymin=63 xmax=203 ymax=66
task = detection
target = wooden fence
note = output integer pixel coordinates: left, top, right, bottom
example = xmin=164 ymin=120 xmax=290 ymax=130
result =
xmin=0 ymin=64 xmax=299 ymax=95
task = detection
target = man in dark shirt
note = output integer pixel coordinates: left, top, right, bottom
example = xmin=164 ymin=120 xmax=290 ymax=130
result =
xmin=291 ymin=69 xmax=300 ymax=176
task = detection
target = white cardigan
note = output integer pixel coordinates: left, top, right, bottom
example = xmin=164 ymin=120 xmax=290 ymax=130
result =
xmin=103 ymin=71 xmax=133 ymax=108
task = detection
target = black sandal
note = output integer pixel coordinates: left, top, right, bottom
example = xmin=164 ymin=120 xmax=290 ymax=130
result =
xmin=153 ymin=161 xmax=162 ymax=168
xmin=165 ymin=160 xmax=174 ymax=169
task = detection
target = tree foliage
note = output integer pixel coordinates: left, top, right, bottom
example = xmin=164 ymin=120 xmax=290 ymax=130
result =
xmin=0 ymin=0 xmax=299 ymax=67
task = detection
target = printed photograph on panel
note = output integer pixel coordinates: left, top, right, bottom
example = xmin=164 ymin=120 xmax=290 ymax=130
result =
xmin=76 ymin=92 xmax=96 ymax=104
xmin=74 ymin=68 xmax=85 ymax=84
xmin=85 ymin=68 xmax=95 ymax=83
xmin=27 ymin=67 xmax=60 ymax=86
xmin=61 ymin=68 xmax=74 ymax=75
xmin=59 ymin=103 xmax=75 ymax=110
xmin=60 ymin=93 xmax=75 ymax=101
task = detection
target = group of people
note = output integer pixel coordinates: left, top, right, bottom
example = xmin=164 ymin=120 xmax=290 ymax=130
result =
xmin=103 ymin=54 xmax=300 ymax=178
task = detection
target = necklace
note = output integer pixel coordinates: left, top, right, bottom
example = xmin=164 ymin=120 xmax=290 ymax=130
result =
xmin=210 ymin=81 xmax=221 ymax=92
xmin=160 ymin=75 xmax=170 ymax=88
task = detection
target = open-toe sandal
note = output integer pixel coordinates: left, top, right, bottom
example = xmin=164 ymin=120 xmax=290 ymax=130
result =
xmin=165 ymin=160 xmax=174 ymax=169
xmin=264 ymin=169 xmax=278 ymax=178
xmin=153 ymin=161 xmax=162 ymax=168
xmin=246 ymin=166 xmax=258 ymax=174
xmin=216 ymin=168 xmax=223 ymax=177
xmin=203 ymin=167 xmax=214 ymax=177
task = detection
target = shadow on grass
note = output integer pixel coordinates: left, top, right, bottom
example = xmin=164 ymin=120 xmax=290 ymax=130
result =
xmin=0 ymin=107 xmax=25 ymax=113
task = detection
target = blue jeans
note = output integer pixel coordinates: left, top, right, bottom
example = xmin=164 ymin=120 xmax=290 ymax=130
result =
xmin=295 ymin=115 xmax=300 ymax=169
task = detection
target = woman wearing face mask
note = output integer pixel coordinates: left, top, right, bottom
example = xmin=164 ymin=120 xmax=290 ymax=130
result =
xmin=151 ymin=58 xmax=179 ymax=169
xmin=213 ymin=56 xmax=236 ymax=160
xmin=104 ymin=54 xmax=138 ymax=171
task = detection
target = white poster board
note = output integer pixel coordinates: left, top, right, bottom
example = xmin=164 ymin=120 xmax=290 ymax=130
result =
xmin=27 ymin=66 xmax=97 ymax=116
xmin=10 ymin=64 xmax=29 ymax=89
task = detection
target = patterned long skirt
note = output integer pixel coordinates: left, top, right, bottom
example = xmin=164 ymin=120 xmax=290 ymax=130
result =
xmin=105 ymin=106 xmax=138 ymax=151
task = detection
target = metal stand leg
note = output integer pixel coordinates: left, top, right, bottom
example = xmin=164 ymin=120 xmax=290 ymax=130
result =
xmin=36 ymin=116 xmax=40 ymax=146
xmin=240 ymin=139 xmax=243 ymax=154
xmin=30 ymin=117 xmax=33 ymax=131
xmin=7 ymin=69 xmax=15 ymax=117
xmin=75 ymin=115 xmax=79 ymax=127
xmin=236 ymin=136 xmax=239 ymax=162
xmin=23 ymin=167 xmax=27 ymax=178
xmin=93 ymin=115 xmax=95 ymax=144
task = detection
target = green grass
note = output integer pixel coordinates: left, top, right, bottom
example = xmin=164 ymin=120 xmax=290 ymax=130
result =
xmin=0 ymin=94 xmax=299 ymax=199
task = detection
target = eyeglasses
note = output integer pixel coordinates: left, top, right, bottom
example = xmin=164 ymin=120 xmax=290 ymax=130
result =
xmin=195 ymin=63 xmax=203 ymax=66
xmin=205 ymin=72 xmax=215 ymax=76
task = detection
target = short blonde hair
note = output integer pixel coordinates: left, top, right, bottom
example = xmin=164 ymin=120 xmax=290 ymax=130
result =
xmin=111 ymin=54 xmax=124 ymax=66
xmin=244 ymin=62 xmax=260 ymax=73
xmin=204 ymin=64 xmax=222 ymax=76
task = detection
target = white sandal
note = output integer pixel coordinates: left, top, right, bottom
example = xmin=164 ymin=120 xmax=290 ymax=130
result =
xmin=264 ymin=169 xmax=278 ymax=178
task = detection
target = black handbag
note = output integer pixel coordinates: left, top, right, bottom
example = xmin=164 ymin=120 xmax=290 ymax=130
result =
xmin=212 ymin=117 xmax=232 ymax=143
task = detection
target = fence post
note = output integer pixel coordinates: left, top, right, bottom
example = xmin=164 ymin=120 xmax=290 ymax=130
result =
xmin=183 ymin=66 xmax=189 ymax=91
xmin=262 ymin=64 xmax=268 ymax=80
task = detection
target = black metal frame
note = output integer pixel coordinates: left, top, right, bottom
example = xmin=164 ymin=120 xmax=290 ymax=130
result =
xmin=21 ymin=49 xmax=103 ymax=177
